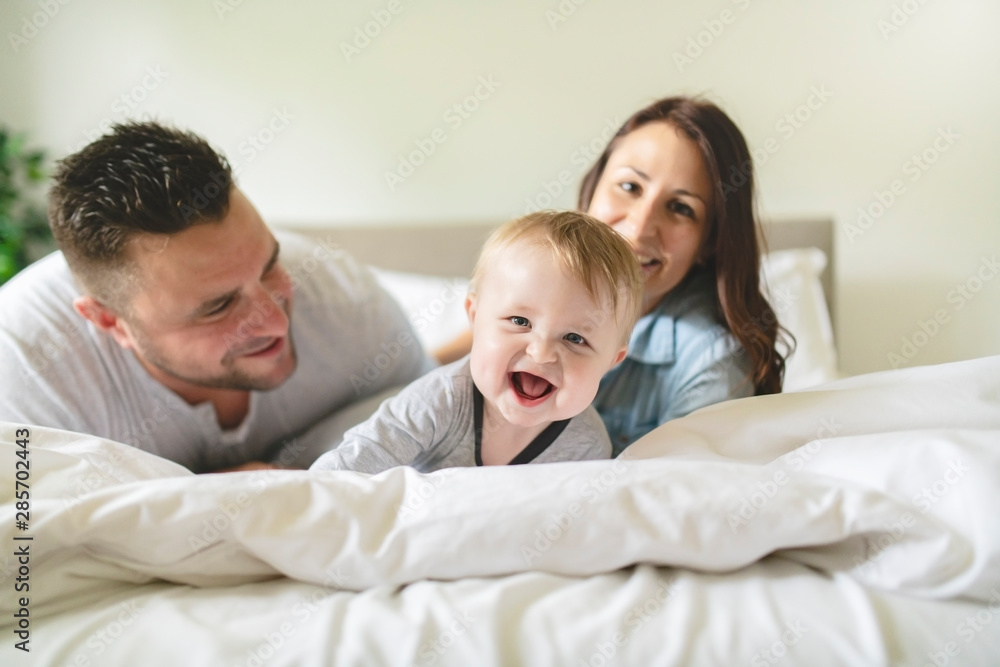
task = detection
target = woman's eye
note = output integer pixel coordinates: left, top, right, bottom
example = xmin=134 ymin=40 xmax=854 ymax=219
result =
xmin=510 ymin=316 xmax=530 ymax=327
xmin=564 ymin=332 xmax=586 ymax=345
xmin=669 ymin=200 xmax=695 ymax=218
xmin=620 ymin=181 xmax=639 ymax=195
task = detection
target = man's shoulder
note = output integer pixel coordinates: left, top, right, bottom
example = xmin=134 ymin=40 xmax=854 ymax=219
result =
xmin=0 ymin=251 xmax=84 ymax=337
xmin=271 ymin=227 xmax=432 ymax=405
xmin=0 ymin=251 xmax=123 ymax=431
xmin=274 ymin=229 xmax=369 ymax=282
xmin=274 ymin=229 xmax=383 ymax=308
xmin=0 ymin=250 xmax=77 ymax=300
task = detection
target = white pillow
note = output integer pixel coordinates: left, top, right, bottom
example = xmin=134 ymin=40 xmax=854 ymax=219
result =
xmin=371 ymin=248 xmax=839 ymax=391
xmin=761 ymin=248 xmax=839 ymax=390
xmin=368 ymin=267 xmax=471 ymax=354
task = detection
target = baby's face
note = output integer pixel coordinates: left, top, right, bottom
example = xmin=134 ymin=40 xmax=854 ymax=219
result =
xmin=465 ymin=241 xmax=628 ymax=429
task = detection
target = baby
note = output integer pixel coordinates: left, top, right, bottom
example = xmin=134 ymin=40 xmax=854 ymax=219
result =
xmin=310 ymin=210 xmax=642 ymax=473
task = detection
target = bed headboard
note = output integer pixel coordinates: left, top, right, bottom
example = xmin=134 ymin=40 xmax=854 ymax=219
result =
xmin=282 ymin=217 xmax=835 ymax=329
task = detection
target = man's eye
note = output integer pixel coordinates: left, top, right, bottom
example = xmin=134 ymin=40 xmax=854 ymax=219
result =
xmin=564 ymin=332 xmax=586 ymax=345
xmin=510 ymin=316 xmax=530 ymax=327
xmin=264 ymin=263 xmax=286 ymax=280
xmin=205 ymin=299 xmax=234 ymax=317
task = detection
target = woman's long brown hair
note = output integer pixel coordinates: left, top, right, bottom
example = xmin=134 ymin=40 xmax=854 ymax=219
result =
xmin=578 ymin=96 xmax=791 ymax=395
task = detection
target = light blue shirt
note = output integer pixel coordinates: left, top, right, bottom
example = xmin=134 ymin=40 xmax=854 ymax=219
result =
xmin=594 ymin=269 xmax=753 ymax=456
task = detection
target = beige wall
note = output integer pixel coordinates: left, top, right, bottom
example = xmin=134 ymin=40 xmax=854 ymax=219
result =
xmin=2 ymin=0 xmax=997 ymax=376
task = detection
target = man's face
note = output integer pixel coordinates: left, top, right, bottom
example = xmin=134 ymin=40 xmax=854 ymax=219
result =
xmin=114 ymin=188 xmax=297 ymax=394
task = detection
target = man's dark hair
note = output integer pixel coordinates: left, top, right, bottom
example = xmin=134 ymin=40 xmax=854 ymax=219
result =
xmin=48 ymin=121 xmax=234 ymax=307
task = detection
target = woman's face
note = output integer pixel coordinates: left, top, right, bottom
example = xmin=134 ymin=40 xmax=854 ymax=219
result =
xmin=587 ymin=121 xmax=712 ymax=314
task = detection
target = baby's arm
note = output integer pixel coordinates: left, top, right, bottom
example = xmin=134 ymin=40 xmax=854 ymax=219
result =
xmin=309 ymin=371 xmax=452 ymax=474
xmin=531 ymin=406 xmax=613 ymax=464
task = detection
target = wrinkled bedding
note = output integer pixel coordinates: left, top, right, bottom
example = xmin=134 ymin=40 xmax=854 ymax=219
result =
xmin=2 ymin=355 xmax=999 ymax=666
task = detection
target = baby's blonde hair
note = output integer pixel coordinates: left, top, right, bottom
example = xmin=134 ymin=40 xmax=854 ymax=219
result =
xmin=469 ymin=210 xmax=643 ymax=344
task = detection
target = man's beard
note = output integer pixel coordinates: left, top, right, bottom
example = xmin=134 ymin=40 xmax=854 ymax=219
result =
xmin=128 ymin=318 xmax=298 ymax=392
xmin=137 ymin=337 xmax=298 ymax=392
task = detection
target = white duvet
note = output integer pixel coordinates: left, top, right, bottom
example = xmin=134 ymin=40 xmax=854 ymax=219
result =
xmin=2 ymin=355 xmax=1000 ymax=666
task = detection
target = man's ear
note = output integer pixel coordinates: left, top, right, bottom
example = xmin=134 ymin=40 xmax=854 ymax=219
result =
xmin=73 ymin=296 xmax=135 ymax=350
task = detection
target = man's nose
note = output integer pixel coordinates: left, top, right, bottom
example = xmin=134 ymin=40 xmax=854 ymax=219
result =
xmin=244 ymin=286 xmax=290 ymax=337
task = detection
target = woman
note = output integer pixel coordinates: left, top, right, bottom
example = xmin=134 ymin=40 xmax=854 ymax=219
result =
xmin=435 ymin=95 xmax=790 ymax=455
xmin=578 ymin=96 xmax=789 ymax=454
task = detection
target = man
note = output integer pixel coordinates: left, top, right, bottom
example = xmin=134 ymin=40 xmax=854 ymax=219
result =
xmin=0 ymin=121 xmax=432 ymax=472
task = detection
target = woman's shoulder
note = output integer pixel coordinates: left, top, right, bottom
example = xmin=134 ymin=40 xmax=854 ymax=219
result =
xmin=627 ymin=271 xmax=733 ymax=367
xmin=653 ymin=270 xmax=748 ymax=361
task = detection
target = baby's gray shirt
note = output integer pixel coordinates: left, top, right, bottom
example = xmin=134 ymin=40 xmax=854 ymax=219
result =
xmin=310 ymin=357 xmax=612 ymax=473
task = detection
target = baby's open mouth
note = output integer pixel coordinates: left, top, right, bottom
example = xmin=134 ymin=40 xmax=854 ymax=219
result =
xmin=510 ymin=372 xmax=554 ymax=400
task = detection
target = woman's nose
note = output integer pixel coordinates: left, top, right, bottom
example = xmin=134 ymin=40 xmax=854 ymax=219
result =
xmin=616 ymin=199 xmax=658 ymax=244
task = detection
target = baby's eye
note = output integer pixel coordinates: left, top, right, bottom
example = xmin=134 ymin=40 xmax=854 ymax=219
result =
xmin=510 ymin=316 xmax=530 ymax=327
xmin=564 ymin=332 xmax=586 ymax=345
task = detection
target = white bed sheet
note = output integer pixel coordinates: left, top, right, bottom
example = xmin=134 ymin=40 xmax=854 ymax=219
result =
xmin=2 ymin=355 xmax=999 ymax=666
xmin=16 ymin=564 xmax=1000 ymax=667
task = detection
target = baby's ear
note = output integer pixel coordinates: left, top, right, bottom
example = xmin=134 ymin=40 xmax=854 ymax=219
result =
xmin=464 ymin=293 xmax=477 ymax=324
xmin=610 ymin=345 xmax=628 ymax=369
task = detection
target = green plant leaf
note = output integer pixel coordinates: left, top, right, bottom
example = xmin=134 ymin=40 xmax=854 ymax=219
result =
xmin=0 ymin=251 xmax=19 ymax=284
xmin=0 ymin=126 xmax=50 ymax=280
